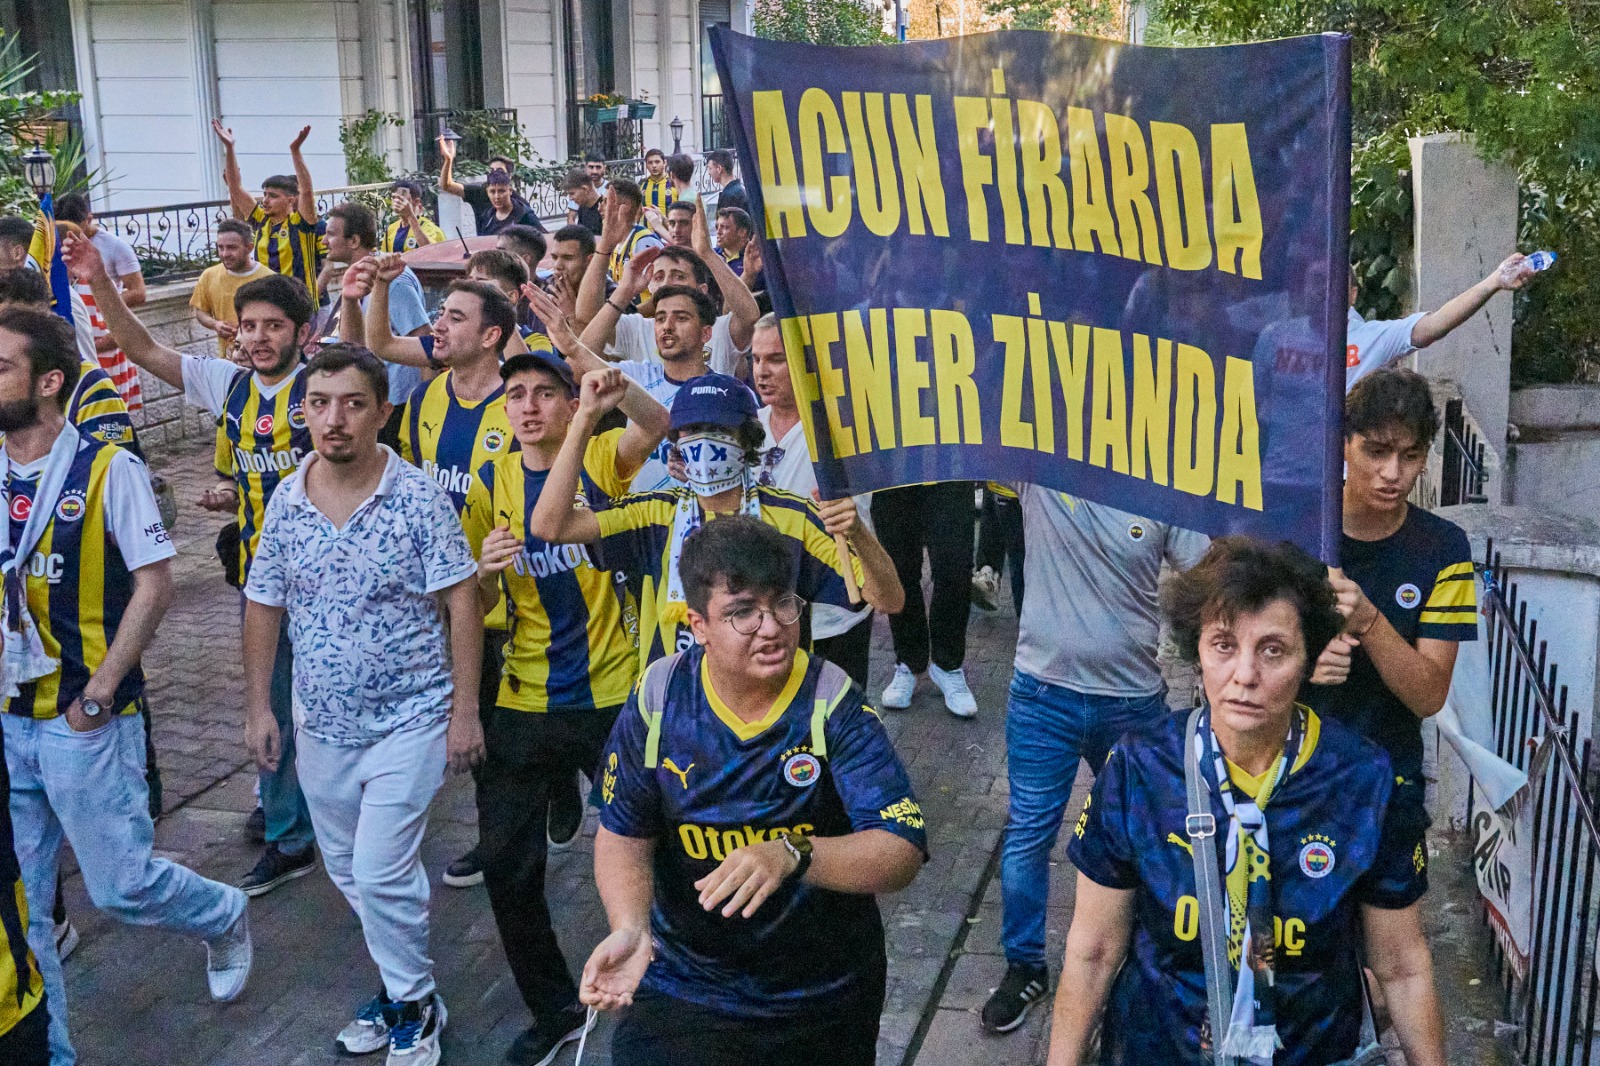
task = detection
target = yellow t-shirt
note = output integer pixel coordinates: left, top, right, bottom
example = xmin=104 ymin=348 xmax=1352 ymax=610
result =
xmin=189 ymin=262 xmax=274 ymax=357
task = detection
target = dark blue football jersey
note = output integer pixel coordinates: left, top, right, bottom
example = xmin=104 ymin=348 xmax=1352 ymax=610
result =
xmin=597 ymin=646 xmax=928 ymax=1019
xmin=1067 ymin=709 xmax=1426 ymax=1065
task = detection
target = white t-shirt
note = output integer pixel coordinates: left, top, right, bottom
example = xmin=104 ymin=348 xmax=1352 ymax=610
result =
xmin=6 ymin=447 xmax=174 ymax=571
xmin=606 ymin=311 xmax=745 ymax=376
xmin=757 ymin=406 xmax=873 ymax=639
xmin=615 ymin=359 xmax=692 ymax=494
xmin=91 ymin=230 xmax=141 ymax=285
xmin=1345 ymin=307 xmax=1425 ymax=391
xmin=181 ymin=353 xmax=298 ymax=416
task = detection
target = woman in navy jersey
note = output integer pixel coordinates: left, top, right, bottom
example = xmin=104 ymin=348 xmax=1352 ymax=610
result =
xmin=1048 ymin=537 xmax=1448 ymax=1066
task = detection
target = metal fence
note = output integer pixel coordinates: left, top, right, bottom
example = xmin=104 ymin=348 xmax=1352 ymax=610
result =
xmin=1478 ymin=542 xmax=1600 ymax=1065
xmin=568 ymin=105 xmax=647 ymax=164
xmin=1442 ymin=396 xmax=1490 ymax=506
xmin=412 ymin=108 xmax=520 ymax=173
xmin=95 ymin=183 xmax=392 ymax=285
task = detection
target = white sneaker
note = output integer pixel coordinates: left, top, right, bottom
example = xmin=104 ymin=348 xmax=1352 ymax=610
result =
xmin=386 ymin=993 xmax=446 ymax=1066
xmin=54 ymin=919 xmax=79 ymax=962
xmin=971 ymin=566 xmax=1000 ymax=611
xmin=881 ymin=663 xmax=917 ymax=710
xmin=337 ymin=990 xmax=393 ymax=1055
xmin=205 ymin=908 xmax=252 ymax=1002
xmin=930 ymin=663 xmax=978 ymax=719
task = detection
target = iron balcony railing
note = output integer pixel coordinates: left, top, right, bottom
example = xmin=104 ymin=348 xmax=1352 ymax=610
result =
xmin=1442 ymin=396 xmax=1490 ymax=506
xmin=1477 ymin=542 xmax=1600 ymax=1065
xmin=94 ymin=183 xmax=393 ymax=286
xmin=702 ymin=93 xmax=731 ymax=151
xmin=413 ymin=108 xmax=520 ymax=174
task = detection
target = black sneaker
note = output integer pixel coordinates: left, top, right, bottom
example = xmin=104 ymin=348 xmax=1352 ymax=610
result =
xmin=443 ymin=846 xmax=484 ymax=888
xmin=245 ymin=805 xmax=266 ymax=845
xmin=505 ymin=1004 xmax=591 ymax=1066
xmin=237 ymin=844 xmax=317 ymax=897
xmin=547 ymin=773 xmax=585 ymax=851
xmin=980 ymin=962 xmax=1049 ymax=1034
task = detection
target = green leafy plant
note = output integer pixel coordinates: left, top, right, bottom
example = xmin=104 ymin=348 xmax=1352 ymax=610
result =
xmin=755 ymin=0 xmax=894 ymax=46
xmin=0 ymin=30 xmax=92 ymax=214
xmin=1148 ymin=0 xmax=1600 ymax=384
xmin=339 ymin=108 xmax=405 ymax=185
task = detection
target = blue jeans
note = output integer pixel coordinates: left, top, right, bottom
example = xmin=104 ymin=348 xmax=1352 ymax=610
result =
xmin=4 ymin=713 xmax=246 ymax=1065
xmin=999 ymin=670 xmax=1171 ymax=967
xmin=246 ymin=597 xmax=315 ymax=853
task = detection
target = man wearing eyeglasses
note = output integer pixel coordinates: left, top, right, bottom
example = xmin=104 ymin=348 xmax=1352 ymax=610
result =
xmin=579 ymin=515 xmax=926 ymax=1066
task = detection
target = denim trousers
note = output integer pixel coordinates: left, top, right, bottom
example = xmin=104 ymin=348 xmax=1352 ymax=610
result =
xmin=3 ymin=713 xmax=246 ymax=1065
xmin=295 ymin=717 xmax=447 ymax=1004
xmin=245 ymin=597 xmax=316 ymax=853
xmin=999 ymin=670 xmax=1171 ymax=966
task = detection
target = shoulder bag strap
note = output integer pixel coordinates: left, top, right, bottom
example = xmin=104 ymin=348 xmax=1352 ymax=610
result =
xmin=1184 ymin=705 xmax=1235 ymax=1066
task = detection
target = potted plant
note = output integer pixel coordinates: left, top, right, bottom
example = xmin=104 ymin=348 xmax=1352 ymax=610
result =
xmin=627 ymin=90 xmax=656 ymax=120
xmin=583 ymin=92 xmax=626 ymax=124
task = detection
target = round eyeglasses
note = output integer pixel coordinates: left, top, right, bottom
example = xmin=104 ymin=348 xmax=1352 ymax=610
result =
xmin=723 ymin=593 xmax=807 ymax=635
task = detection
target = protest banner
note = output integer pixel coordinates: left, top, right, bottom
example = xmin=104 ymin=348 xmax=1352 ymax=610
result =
xmin=710 ymin=28 xmax=1351 ymax=560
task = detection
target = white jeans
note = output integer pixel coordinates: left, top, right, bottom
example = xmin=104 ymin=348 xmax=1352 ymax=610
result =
xmin=294 ymin=717 xmax=447 ymax=1003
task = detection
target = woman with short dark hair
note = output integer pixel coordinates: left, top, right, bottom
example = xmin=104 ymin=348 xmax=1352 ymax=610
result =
xmin=1046 ymin=536 xmax=1447 ymax=1066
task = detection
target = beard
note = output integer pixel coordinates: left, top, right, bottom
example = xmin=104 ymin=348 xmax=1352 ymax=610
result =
xmin=253 ymin=340 xmax=300 ymax=377
xmin=0 ymin=395 xmax=40 ymax=434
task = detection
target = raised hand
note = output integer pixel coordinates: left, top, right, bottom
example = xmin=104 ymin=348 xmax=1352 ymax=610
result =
xmin=373 ymin=252 xmax=408 ymax=283
xmin=619 ymin=246 xmax=662 ymax=299
xmin=579 ymin=367 xmax=628 ymax=417
xmin=342 ymin=257 xmax=377 ymax=302
xmin=60 ymin=232 xmax=106 ymax=282
xmin=290 ymin=125 xmax=312 ymax=153
xmin=523 ymin=283 xmax=578 ymax=352
xmin=437 ymin=134 xmax=457 ymax=163
xmin=813 ymin=491 xmax=860 ymax=540
xmin=600 ymin=193 xmax=632 ymax=252
xmin=211 ymin=119 xmax=236 ymax=149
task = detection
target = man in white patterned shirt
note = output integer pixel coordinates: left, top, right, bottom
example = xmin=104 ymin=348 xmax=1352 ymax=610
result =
xmin=242 ymin=344 xmax=484 ymax=1066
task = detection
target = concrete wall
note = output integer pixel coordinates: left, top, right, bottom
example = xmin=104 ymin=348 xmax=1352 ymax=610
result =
xmin=1409 ymin=133 xmax=1518 ymax=457
xmin=1507 ymin=383 xmax=1600 ymax=520
xmin=128 ymin=280 xmax=229 ymax=450
xmin=498 ymin=0 xmax=566 ymax=158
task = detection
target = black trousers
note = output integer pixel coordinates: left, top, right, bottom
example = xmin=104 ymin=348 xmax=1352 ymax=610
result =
xmin=611 ymin=978 xmax=884 ymax=1066
xmin=812 ymin=616 xmax=873 ymax=689
xmin=475 ymin=703 xmax=620 ymax=1018
xmin=975 ymin=488 xmax=1026 ymax=610
xmin=0 ymin=997 xmax=50 ymax=1066
xmin=871 ymin=482 xmax=975 ymax=673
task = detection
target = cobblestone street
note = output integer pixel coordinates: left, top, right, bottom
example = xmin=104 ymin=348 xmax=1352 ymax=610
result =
xmin=54 ymin=437 xmax=1512 ymax=1066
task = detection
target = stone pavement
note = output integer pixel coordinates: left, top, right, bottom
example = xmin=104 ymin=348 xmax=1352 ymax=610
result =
xmin=57 ymin=437 xmax=1514 ymax=1066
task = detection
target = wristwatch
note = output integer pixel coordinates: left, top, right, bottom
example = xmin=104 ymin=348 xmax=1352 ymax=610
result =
xmin=81 ymin=696 xmax=104 ymax=719
xmin=780 ymin=831 xmax=813 ymax=882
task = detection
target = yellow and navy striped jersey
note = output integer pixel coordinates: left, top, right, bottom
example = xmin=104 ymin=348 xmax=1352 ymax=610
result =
xmin=608 ymin=224 xmax=664 ymax=283
xmin=640 ymin=175 xmax=674 ymax=214
xmin=220 ymin=366 xmax=312 ymax=579
xmin=400 ymin=371 xmax=516 ymax=628
xmin=1301 ymin=505 xmax=1476 ymax=782
xmin=399 ymin=372 xmax=516 ymax=514
xmin=716 ymin=245 xmax=743 ymax=277
xmin=0 ymin=733 xmax=43 ymax=1039
xmin=594 ymin=485 xmax=865 ymax=676
xmin=67 ymin=361 xmax=142 ymax=460
xmin=248 ymin=205 xmax=325 ymax=298
xmin=462 ymin=431 xmax=638 ymax=713
xmin=516 ymin=326 xmax=557 ymax=355
xmin=383 ymin=216 xmax=446 ymax=253
xmin=3 ymin=441 xmax=172 ymax=720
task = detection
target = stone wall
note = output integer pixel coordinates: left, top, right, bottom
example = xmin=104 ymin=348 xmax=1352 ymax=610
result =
xmin=130 ymin=279 xmax=222 ymax=454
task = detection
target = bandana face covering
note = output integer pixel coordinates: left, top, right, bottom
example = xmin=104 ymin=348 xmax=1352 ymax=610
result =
xmin=678 ymin=431 xmax=745 ymax=497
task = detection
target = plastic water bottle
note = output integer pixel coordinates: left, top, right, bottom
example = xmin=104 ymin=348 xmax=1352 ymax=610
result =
xmin=1525 ymin=250 xmax=1557 ymax=272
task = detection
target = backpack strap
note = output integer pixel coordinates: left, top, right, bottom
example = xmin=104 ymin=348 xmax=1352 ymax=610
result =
xmin=1184 ymin=705 xmax=1235 ymax=1065
xmin=807 ymin=660 xmax=855 ymax=760
xmin=639 ymin=651 xmax=685 ymax=770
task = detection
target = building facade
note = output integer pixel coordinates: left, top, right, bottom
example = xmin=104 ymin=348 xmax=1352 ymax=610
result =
xmin=18 ymin=0 xmax=749 ymax=209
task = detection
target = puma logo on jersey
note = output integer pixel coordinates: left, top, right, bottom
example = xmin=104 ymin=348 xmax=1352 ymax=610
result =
xmin=1167 ymin=832 xmax=1194 ymax=856
xmin=661 ymin=758 xmax=694 ymax=789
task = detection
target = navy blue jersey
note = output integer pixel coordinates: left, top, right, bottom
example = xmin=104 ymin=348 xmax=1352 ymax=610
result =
xmin=1302 ymin=505 xmax=1476 ymax=781
xmin=1067 ymin=710 xmax=1426 ymax=1066
xmin=598 ymin=646 xmax=927 ymax=1019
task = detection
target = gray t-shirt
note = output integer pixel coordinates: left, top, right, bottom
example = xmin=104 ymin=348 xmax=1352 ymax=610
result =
xmin=1013 ymin=485 xmax=1210 ymax=697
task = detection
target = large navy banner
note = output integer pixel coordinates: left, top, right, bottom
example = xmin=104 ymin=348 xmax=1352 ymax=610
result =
xmin=710 ymin=28 xmax=1351 ymax=561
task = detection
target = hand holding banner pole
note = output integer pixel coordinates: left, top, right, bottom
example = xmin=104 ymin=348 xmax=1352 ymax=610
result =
xmin=812 ymin=490 xmax=863 ymax=605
